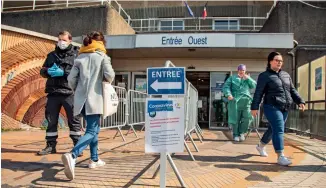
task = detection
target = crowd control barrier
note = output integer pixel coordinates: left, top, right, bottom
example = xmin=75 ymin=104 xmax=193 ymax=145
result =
xmin=246 ymin=106 xmax=262 ymax=139
xmin=125 ymin=90 xmax=147 ymax=138
xmin=81 ymin=86 xmax=147 ymax=142
xmin=164 ymin=60 xmax=204 ymax=161
xmin=150 ymin=60 xmax=205 ymax=188
xmin=81 ymin=61 xmax=204 ymax=157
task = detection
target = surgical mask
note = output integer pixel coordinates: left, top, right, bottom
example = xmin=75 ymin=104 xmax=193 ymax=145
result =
xmin=57 ymin=40 xmax=69 ymax=50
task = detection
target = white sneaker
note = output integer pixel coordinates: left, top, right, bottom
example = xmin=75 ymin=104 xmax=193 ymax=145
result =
xmin=277 ymin=156 xmax=292 ymax=166
xmin=61 ymin=153 xmax=76 ymax=180
xmin=89 ymin=159 xmax=106 ymax=169
xmin=234 ymin=136 xmax=240 ymax=142
xmin=256 ymin=145 xmax=268 ymax=157
xmin=240 ymin=134 xmax=246 ymax=141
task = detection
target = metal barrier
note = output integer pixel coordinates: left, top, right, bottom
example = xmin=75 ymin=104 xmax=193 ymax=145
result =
xmin=81 ymin=85 xmax=148 ymax=142
xmin=102 ymin=86 xmax=128 ymax=141
xmin=246 ymin=106 xmax=262 ymax=139
xmin=81 ymin=85 xmax=128 ymax=141
xmin=287 ymin=101 xmax=326 ymax=140
xmin=164 ymin=60 xmax=204 ymax=161
xmin=125 ymin=90 xmax=147 ymax=138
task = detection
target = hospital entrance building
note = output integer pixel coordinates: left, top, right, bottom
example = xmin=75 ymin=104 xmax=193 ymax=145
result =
xmin=2 ymin=1 xmax=326 ymax=131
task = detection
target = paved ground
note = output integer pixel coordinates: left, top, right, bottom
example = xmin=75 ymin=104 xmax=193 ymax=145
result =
xmin=1 ymin=127 xmax=326 ymax=188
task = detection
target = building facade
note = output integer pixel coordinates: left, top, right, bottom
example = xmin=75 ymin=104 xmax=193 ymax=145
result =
xmin=2 ymin=1 xmax=325 ymax=133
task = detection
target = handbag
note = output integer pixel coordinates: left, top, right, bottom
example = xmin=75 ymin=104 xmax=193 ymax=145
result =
xmin=102 ymin=82 xmax=119 ymax=118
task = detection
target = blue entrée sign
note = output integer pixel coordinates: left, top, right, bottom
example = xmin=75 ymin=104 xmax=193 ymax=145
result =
xmin=147 ymin=67 xmax=186 ymax=95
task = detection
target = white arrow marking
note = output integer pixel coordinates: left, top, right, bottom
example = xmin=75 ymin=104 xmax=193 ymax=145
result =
xmin=150 ymin=79 xmax=182 ymax=92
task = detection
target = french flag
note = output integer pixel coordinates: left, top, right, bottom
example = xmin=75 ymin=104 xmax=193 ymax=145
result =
xmin=202 ymin=1 xmax=208 ymax=19
xmin=184 ymin=1 xmax=195 ymax=17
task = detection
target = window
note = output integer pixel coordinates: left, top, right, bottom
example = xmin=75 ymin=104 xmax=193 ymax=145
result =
xmin=213 ymin=19 xmax=239 ymax=30
xmin=159 ymin=20 xmax=184 ymax=31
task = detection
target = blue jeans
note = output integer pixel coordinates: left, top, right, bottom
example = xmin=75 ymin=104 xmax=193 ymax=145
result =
xmin=71 ymin=108 xmax=101 ymax=161
xmin=261 ymin=104 xmax=288 ymax=153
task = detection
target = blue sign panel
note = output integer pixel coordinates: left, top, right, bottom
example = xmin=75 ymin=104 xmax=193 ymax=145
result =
xmin=147 ymin=100 xmax=174 ymax=113
xmin=147 ymin=67 xmax=186 ymax=95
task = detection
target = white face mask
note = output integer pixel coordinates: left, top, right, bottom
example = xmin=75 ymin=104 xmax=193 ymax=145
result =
xmin=57 ymin=40 xmax=69 ymax=50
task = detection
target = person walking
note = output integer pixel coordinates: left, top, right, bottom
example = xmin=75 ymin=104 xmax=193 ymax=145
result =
xmin=223 ymin=64 xmax=257 ymax=142
xmin=251 ymin=52 xmax=305 ymax=166
xmin=62 ymin=31 xmax=115 ymax=180
xmin=38 ymin=31 xmax=81 ymax=155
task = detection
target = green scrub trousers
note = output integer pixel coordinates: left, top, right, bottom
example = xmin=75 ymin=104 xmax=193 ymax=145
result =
xmin=232 ymin=96 xmax=252 ymax=137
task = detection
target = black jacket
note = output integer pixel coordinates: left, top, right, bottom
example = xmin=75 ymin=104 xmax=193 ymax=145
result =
xmin=251 ymin=68 xmax=305 ymax=111
xmin=40 ymin=44 xmax=79 ymax=95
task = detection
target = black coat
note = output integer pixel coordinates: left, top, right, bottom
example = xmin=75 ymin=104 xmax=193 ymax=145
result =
xmin=40 ymin=45 xmax=79 ymax=95
xmin=251 ymin=68 xmax=305 ymax=111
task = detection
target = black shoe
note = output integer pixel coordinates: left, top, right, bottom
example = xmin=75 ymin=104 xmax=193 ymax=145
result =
xmin=37 ymin=142 xmax=57 ymax=155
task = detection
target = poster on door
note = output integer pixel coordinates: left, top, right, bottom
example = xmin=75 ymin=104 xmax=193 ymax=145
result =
xmin=145 ymin=98 xmax=185 ymax=153
xmin=135 ymin=78 xmax=147 ymax=93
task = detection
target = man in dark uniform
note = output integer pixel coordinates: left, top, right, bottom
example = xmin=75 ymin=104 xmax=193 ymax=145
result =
xmin=38 ymin=31 xmax=81 ymax=155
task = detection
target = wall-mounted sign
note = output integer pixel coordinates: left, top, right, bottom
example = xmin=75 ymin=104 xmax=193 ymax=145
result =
xmin=136 ymin=33 xmax=236 ymax=48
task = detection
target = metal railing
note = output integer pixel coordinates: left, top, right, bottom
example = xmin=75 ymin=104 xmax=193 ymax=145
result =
xmin=2 ymin=0 xmax=131 ymax=24
xmin=164 ymin=60 xmax=204 ymax=161
xmin=128 ymin=17 xmax=267 ymax=32
xmin=125 ymin=90 xmax=147 ymax=137
xmin=102 ymin=85 xmax=128 ymax=129
xmin=287 ymin=101 xmax=326 ymax=140
xmin=81 ymin=86 xmax=147 ymax=142
xmin=246 ymin=106 xmax=262 ymax=139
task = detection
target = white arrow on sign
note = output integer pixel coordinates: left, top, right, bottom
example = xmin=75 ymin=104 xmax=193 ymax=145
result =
xmin=150 ymin=79 xmax=182 ymax=92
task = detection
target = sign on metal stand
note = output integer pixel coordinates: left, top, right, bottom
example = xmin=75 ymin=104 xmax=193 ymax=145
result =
xmin=146 ymin=67 xmax=186 ymax=188
xmin=147 ymin=67 xmax=186 ymax=95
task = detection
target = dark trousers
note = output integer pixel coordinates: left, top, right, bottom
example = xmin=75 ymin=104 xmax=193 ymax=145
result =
xmin=45 ymin=94 xmax=81 ymax=144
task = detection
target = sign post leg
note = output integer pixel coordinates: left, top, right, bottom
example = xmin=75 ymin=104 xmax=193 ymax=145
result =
xmin=160 ymin=152 xmax=167 ymax=188
xmin=167 ymin=154 xmax=186 ymax=188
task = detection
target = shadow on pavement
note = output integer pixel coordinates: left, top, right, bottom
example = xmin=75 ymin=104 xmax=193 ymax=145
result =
xmin=214 ymin=163 xmax=326 ymax=173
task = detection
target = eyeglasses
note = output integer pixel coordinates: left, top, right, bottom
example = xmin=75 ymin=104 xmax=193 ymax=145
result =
xmin=273 ymin=59 xmax=283 ymax=63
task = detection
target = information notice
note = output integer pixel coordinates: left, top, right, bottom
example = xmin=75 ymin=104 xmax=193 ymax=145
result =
xmin=145 ymin=98 xmax=185 ymax=153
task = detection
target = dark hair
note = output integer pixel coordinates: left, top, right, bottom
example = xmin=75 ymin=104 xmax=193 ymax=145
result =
xmin=267 ymin=51 xmax=282 ymax=69
xmin=83 ymin=31 xmax=106 ymax=46
xmin=58 ymin=31 xmax=72 ymax=40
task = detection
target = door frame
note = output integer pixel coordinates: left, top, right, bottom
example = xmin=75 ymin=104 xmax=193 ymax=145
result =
xmin=131 ymin=71 xmax=146 ymax=91
xmin=209 ymin=71 xmax=233 ymax=130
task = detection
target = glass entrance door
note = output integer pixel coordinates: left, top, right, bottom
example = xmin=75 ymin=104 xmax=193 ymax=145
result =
xmin=209 ymin=72 xmax=231 ymax=129
xmin=113 ymin=72 xmax=131 ymax=90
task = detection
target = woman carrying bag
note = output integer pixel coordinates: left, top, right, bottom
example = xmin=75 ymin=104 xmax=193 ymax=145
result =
xmin=62 ymin=31 xmax=115 ymax=180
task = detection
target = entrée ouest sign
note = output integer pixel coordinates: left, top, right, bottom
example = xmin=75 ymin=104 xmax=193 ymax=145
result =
xmin=135 ymin=33 xmax=236 ymax=48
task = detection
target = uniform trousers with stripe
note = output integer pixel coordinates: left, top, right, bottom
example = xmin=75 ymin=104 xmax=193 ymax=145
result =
xmin=45 ymin=94 xmax=81 ymax=144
